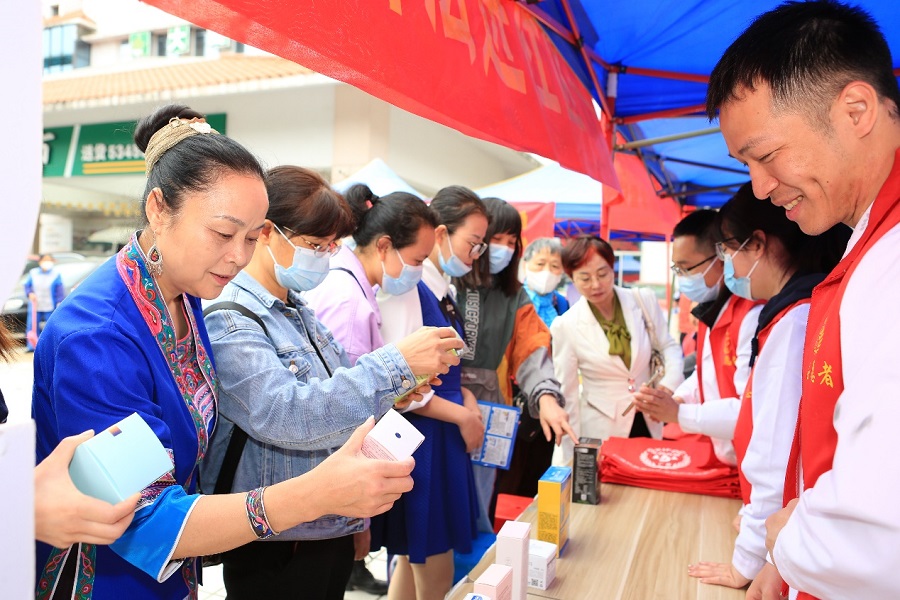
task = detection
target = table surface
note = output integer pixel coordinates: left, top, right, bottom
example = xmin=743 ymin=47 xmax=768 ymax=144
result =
xmin=448 ymin=483 xmax=746 ymax=600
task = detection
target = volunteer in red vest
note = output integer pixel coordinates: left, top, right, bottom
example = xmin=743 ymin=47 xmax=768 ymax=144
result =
xmin=707 ymin=2 xmax=900 ymax=598
xmin=639 ymin=209 xmax=762 ymax=468
xmin=676 ymin=185 xmax=849 ymax=594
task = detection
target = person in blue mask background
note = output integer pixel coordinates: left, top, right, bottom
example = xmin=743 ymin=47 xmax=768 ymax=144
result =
xmin=201 ymin=165 xmax=463 ymax=600
xmin=637 ymin=209 xmax=763 ymax=470
xmin=304 ymin=184 xmax=439 ymax=595
xmin=23 ymin=254 xmax=64 ymax=350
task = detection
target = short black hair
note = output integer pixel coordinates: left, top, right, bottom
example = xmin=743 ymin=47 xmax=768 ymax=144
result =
xmin=707 ymin=1 xmax=900 ymax=124
xmin=673 ymin=209 xmax=719 ymax=254
xmin=716 ymin=182 xmax=850 ymax=275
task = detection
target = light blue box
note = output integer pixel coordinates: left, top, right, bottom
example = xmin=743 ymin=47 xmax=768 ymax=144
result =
xmin=68 ymin=413 xmax=173 ymax=504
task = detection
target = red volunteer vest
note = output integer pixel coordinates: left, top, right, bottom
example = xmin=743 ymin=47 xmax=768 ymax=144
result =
xmin=732 ymin=300 xmax=810 ymax=505
xmin=696 ymin=295 xmax=762 ymax=404
xmin=783 ymin=155 xmax=900 ymax=600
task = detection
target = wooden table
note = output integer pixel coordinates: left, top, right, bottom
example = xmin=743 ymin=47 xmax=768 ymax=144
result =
xmin=448 ymin=484 xmax=745 ymax=600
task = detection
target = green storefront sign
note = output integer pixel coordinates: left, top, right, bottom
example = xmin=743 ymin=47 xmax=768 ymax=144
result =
xmin=43 ymin=114 xmax=226 ymax=177
xmin=42 ymin=126 xmax=74 ymax=177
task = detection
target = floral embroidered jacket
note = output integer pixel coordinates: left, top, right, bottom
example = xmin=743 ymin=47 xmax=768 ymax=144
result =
xmin=32 ymin=236 xmax=216 ymax=600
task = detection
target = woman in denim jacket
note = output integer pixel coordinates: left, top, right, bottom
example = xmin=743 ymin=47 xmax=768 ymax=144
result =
xmin=201 ymin=166 xmax=463 ymax=600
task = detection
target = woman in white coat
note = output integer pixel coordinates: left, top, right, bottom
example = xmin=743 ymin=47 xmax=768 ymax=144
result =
xmin=551 ymin=235 xmax=683 ymax=464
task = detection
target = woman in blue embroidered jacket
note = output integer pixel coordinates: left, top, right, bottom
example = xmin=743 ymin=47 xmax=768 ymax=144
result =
xmin=201 ymin=166 xmax=463 ymax=599
xmin=31 ymin=105 xmax=422 ymax=600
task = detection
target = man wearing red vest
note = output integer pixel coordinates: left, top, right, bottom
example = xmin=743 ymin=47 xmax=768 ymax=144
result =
xmin=708 ymin=2 xmax=900 ymax=599
xmin=639 ymin=210 xmax=762 ymax=468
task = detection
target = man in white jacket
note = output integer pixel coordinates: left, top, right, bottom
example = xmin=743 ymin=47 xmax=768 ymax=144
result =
xmin=638 ymin=210 xmax=762 ymax=467
xmin=707 ymin=2 xmax=900 ymax=598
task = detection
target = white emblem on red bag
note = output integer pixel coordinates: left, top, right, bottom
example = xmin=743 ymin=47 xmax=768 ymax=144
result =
xmin=639 ymin=447 xmax=692 ymax=470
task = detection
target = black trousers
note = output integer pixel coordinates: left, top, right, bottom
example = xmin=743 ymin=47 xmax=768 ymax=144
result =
xmin=222 ymin=535 xmax=354 ymax=600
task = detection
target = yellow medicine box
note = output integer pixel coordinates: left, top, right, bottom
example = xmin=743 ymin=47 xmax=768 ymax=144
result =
xmin=537 ymin=465 xmax=572 ymax=556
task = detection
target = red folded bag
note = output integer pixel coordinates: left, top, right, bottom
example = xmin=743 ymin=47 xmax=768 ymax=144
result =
xmin=599 ymin=436 xmax=741 ymax=499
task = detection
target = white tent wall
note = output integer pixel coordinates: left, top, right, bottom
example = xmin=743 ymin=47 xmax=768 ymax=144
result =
xmin=0 ymin=1 xmax=40 ymax=596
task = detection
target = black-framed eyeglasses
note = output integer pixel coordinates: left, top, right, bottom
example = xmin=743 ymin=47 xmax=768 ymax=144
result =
xmin=670 ymin=255 xmax=717 ymax=277
xmin=280 ymin=225 xmax=342 ymax=257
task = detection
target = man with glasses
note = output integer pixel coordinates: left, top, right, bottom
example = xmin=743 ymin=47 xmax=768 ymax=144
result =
xmin=636 ymin=210 xmax=762 ymax=469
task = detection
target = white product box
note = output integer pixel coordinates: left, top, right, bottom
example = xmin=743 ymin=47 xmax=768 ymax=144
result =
xmin=463 ymin=594 xmax=491 ymax=600
xmin=474 ymin=563 xmax=512 ymax=600
xmin=360 ymin=409 xmax=424 ymax=461
xmin=496 ymin=520 xmax=531 ymax=600
xmin=528 ymin=539 xmax=558 ymax=590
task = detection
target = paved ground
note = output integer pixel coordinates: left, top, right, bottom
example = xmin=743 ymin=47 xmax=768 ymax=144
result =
xmin=3 ymin=346 xmax=388 ymax=599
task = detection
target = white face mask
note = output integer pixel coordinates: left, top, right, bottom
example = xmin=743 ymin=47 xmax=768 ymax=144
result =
xmin=526 ymin=269 xmax=562 ymax=295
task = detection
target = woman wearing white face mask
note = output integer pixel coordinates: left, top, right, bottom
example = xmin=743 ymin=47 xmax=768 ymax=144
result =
xmin=679 ymin=184 xmax=849 ymax=595
xmin=521 ymin=237 xmax=570 ymax=328
xmin=201 ymin=166 xmax=463 ymax=600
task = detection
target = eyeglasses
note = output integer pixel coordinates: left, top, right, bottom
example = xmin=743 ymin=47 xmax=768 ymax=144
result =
xmin=280 ymin=225 xmax=342 ymax=257
xmin=467 ymin=240 xmax=488 ymax=259
xmin=714 ymin=237 xmax=749 ymax=261
xmin=670 ymin=255 xmax=717 ymax=277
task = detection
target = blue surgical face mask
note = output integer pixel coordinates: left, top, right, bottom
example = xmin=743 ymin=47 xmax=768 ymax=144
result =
xmin=722 ymin=240 xmax=760 ymax=300
xmin=268 ymin=225 xmax=331 ymax=292
xmin=381 ymin=249 xmax=423 ymax=296
xmin=438 ymin=234 xmax=472 ymax=278
xmin=677 ymin=259 xmax=721 ymax=303
xmin=488 ymin=243 xmax=515 ymax=274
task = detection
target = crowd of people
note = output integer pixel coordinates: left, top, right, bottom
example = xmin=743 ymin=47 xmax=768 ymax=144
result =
xmin=5 ymin=1 xmax=900 ymax=599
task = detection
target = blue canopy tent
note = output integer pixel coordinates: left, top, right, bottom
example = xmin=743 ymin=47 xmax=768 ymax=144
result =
xmin=519 ymin=0 xmax=900 ymax=208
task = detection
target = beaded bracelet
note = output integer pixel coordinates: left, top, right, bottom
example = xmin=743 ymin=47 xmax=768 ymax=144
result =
xmin=245 ymin=487 xmax=278 ymax=539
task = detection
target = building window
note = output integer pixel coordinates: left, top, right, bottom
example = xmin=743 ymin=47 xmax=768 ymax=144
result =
xmin=194 ymin=28 xmax=205 ymax=57
xmin=43 ymin=24 xmax=89 ymax=74
xmin=156 ymin=32 xmax=167 ymax=56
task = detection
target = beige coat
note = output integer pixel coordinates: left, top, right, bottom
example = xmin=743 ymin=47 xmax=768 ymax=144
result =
xmin=551 ymin=286 xmax=684 ymax=464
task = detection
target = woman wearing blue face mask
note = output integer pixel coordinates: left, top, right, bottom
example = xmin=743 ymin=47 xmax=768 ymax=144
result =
xmin=684 ymin=183 xmax=849 ymax=595
xmin=374 ymin=185 xmax=488 ymax=600
xmin=455 ymin=197 xmax=576 ymax=532
xmin=201 ymin=166 xmax=463 ymax=600
xmin=304 ymin=185 xmax=439 ymax=593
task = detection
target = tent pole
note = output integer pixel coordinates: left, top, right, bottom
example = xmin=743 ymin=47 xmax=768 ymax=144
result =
xmin=665 ymin=236 xmax=673 ymax=324
xmin=617 ymin=104 xmax=708 ymax=125
xmin=516 ymin=1 xmax=612 ymax=119
xmin=560 ymin=0 xmax=612 ymax=120
xmin=616 ymin=127 xmax=722 ymax=150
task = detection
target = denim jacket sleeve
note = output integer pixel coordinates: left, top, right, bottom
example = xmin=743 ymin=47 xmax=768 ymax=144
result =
xmin=205 ymin=307 xmax=415 ymax=451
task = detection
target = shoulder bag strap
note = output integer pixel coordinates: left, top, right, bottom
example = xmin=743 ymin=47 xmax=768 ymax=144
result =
xmin=631 ymin=287 xmax=660 ymax=350
xmin=330 ymin=266 xmax=367 ymax=295
xmin=201 ymin=301 xmax=268 ymax=494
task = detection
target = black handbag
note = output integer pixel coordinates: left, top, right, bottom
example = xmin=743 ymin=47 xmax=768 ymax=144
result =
xmin=512 ymin=385 xmax=543 ymax=443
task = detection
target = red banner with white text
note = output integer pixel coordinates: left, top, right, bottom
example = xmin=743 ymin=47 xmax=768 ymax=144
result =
xmin=143 ymin=0 xmax=619 ymax=189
